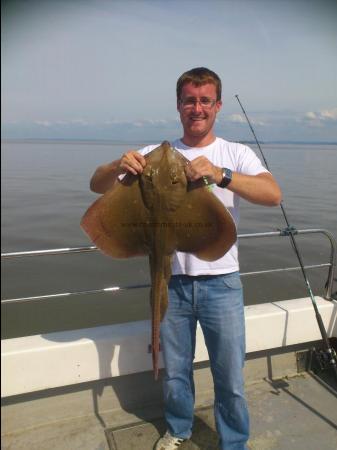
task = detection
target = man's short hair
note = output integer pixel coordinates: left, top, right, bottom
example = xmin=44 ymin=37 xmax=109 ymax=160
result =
xmin=176 ymin=67 xmax=222 ymax=101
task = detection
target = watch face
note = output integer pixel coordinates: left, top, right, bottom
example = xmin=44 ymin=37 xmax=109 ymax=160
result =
xmin=218 ymin=168 xmax=232 ymax=188
xmin=224 ymin=168 xmax=232 ymax=179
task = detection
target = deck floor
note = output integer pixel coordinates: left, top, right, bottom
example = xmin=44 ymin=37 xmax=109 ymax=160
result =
xmin=106 ymin=372 xmax=337 ymax=450
xmin=3 ymin=372 xmax=337 ymax=450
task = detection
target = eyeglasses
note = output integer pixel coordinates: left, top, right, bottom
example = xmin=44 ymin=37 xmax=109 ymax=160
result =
xmin=179 ymin=97 xmax=217 ymax=109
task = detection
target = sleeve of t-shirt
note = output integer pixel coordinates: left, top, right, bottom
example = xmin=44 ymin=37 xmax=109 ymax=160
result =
xmin=236 ymin=144 xmax=270 ymax=176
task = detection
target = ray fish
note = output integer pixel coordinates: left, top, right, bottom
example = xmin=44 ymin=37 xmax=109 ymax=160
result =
xmin=81 ymin=141 xmax=237 ymax=379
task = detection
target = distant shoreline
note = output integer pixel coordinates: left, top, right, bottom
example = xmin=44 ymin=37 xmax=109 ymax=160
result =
xmin=2 ymin=138 xmax=337 ymax=145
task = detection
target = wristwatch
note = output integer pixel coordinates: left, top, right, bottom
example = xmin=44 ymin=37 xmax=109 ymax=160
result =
xmin=217 ymin=167 xmax=233 ymax=188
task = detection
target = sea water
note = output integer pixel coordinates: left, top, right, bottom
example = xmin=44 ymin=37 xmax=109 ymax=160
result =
xmin=1 ymin=140 xmax=336 ymax=338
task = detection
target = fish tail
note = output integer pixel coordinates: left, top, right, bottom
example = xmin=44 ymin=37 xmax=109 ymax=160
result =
xmin=152 ymin=302 xmax=160 ymax=380
xmin=151 ymin=274 xmax=167 ymax=380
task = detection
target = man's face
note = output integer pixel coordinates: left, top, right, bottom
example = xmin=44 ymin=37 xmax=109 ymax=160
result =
xmin=177 ymin=82 xmax=222 ymax=142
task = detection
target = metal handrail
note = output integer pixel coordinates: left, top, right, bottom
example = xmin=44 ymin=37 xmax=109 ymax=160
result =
xmin=1 ymin=228 xmax=336 ymax=304
xmin=1 ymin=245 xmax=97 ymax=258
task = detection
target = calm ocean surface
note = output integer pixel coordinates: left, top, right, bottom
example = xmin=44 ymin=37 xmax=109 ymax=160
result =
xmin=1 ymin=140 xmax=337 ymax=338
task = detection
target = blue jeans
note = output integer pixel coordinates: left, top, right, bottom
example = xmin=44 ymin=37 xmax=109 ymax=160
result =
xmin=160 ymin=272 xmax=249 ymax=450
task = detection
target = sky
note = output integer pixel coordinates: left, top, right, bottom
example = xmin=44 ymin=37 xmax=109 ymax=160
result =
xmin=2 ymin=0 xmax=337 ymax=142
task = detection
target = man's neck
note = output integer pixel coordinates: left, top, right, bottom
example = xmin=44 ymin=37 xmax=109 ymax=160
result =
xmin=181 ymin=134 xmax=217 ymax=148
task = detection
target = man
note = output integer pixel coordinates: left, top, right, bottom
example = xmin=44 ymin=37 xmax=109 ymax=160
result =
xmin=90 ymin=67 xmax=282 ymax=450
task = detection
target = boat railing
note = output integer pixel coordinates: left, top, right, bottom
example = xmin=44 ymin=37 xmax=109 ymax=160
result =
xmin=1 ymin=228 xmax=336 ymax=304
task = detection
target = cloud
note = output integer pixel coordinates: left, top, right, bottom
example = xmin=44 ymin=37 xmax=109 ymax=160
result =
xmin=145 ymin=119 xmax=169 ymax=125
xmin=104 ymin=119 xmax=128 ymax=125
xmin=227 ymin=114 xmax=245 ymax=123
xmin=34 ymin=120 xmax=52 ymax=127
xmin=125 ymin=119 xmax=172 ymax=128
xmin=304 ymin=111 xmax=317 ymax=120
xmin=132 ymin=121 xmax=144 ymax=128
xmin=103 ymin=118 xmax=173 ymax=127
xmin=70 ymin=118 xmax=89 ymax=126
xmin=226 ymin=113 xmax=265 ymax=126
xmin=320 ymin=108 xmax=337 ymax=120
xmin=33 ymin=118 xmax=90 ymax=127
xmin=302 ymin=108 xmax=337 ymax=126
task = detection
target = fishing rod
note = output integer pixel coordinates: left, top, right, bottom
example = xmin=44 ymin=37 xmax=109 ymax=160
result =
xmin=235 ymin=94 xmax=337 ymax=378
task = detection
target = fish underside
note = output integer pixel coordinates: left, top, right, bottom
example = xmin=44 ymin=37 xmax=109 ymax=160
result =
xmin=81 ymin=141 xmax=236 ymax=379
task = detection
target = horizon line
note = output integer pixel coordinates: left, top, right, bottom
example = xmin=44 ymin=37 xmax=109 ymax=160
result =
xmin=2 ymin=138 xmax=337 ymax=145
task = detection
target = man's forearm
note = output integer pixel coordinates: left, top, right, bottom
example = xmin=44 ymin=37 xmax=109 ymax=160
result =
xmin=225 ymin=172 xmax=282 ymax=206
xmin=185 ymin=156 xmax=282 ymax=207
xmin=90 ymin=158 xmax=122 ymax=194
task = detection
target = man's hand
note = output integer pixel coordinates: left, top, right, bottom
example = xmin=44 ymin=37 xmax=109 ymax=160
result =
xmin=185 ymin=156 xmax=222 ymax=184
xmin=90 ymin=150 xmax=146 ymax=194
xmin=120 ymin=151 xmax=146 ymax=175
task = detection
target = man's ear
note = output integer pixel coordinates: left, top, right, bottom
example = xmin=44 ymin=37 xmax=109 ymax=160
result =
xmin=216 ymin=100 xmax=222 ymax=113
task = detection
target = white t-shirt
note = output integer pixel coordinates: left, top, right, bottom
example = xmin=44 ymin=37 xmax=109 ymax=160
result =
xmin=138 ymin=137 xmax=269 ymax=276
